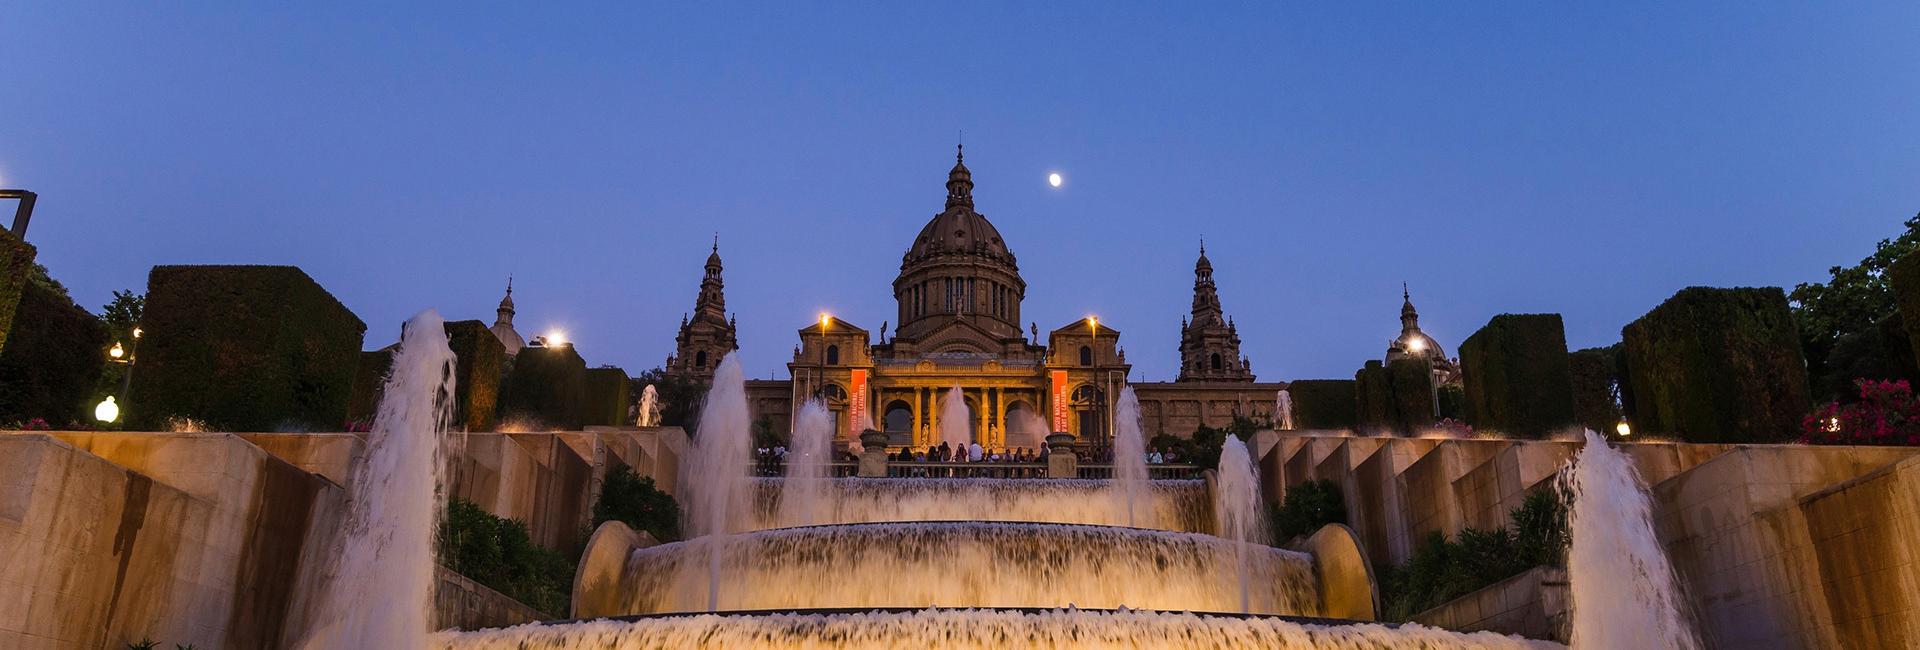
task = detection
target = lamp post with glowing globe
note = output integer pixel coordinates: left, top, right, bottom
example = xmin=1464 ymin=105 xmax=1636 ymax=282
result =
xmin=96 ymin=327 xmax=142 ymax=425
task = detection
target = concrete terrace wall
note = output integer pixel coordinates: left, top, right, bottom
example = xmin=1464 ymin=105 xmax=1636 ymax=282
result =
xmin=0 ymin=426 xmax=687 ymax=649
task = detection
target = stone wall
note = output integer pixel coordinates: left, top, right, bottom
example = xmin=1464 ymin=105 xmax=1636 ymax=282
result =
xmin=1411 ymin=566 xmax=1570 ymax=642
xmin=0 ymin=426 xmax=687 ymax=648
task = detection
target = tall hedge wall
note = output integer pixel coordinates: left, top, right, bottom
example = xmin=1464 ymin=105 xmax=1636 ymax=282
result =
xmin=1568 ymin=346 xmax=1622 ymax=435
xmin=0 ymin=282 xmax=110 ymax=425
xmin=498 ymin=345 xmax=588 ymax=430
xmin=445 ymin=320 xmax=505 ymax=432
xmin=1285 ymin=379 xmax=1356 ymax=430
xmin=345 ymin=349 xmax=393 ymax=428
xmin=1354 ymin=361 xmax=1393 ymax=433
xmin=1459 ymin=313 xmax=1575 ymax=438
xmin=584 ymin=366 xmax=631 ymax=427
xmin=1889 ymin=250 xmax=1920 ymax=372
xmin=128 ymin=265 xmax=367 ymax=431
xmin=1621 ymin=287 xmax=1810 ymax=443
xmin=0 ymin=230 xmax=35 ymax=356
xmin=1386 ymin=357 xmax=1437 ymax=431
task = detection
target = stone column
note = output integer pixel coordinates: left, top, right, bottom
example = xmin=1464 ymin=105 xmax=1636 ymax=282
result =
xmin=1046 ymin=431 xmax=1077 ymax=478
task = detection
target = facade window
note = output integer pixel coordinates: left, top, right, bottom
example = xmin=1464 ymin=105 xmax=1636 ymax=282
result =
xmin=1079 ymin=345 xmax=1093 ymax=366
xmin=818 ymin=383 xmax=848 ymax=403
xmin=826 ymin=344 xmax=839 ymax=365
xmin=696 ymin=350 xmax=708 ymax=368
xmin=1210 ymin=352 xmax=1222 ymax=370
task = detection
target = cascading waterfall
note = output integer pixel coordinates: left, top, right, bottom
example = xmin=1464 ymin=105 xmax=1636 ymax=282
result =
xmin=299 ymin=310 xmax=456 ymax=649
xmin=1276 ymin=389 xmax=1295 ymax=430
xmin=635 ymin=384 xmax=660 ymax=427
xmin=939 ymin=385 xmax=971 ymax=450
xmin=748 ymin=477 xmax=1211 ymax=532
xmin=619 ymin=522 xmax=1319 ymax=615
xmin=1565 ymin=429 xmax=1700 ymax=649
xmin=776 ymin=400 xmax=833 ymax=527
xmin=437 ymin=609 xmax=1560 ymax=650
xmin=1112 ymin=386 xmax=1148 ymax=527
xmin=678 ymin=353 xmax=751 ymax=610
xmin=1213 ymin=436 xmax=1264 ymax=614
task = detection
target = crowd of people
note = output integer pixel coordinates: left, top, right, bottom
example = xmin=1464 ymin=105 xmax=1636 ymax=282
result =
xmin=750 ymin=441 xmax=1192 ymax=477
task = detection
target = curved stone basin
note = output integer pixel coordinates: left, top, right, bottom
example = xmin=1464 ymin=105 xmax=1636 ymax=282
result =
xmin=747 ymin=477 xmax=1212 ymax=533
xmin=435 ymin=608 xmax=1564 ymax=649
xmin=616 ymin=521 xmax=1317 ymax=615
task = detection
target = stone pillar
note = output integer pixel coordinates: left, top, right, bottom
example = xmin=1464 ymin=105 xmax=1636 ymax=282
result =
xmin=858 ymin=429 xmax=890 ymax=478
xmin=1046 ymin=431 xmax=1077 ymax=478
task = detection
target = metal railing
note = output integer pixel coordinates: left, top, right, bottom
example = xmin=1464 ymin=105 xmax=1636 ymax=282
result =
xmin=1074 ymin=464 xmax=1204 ymax=480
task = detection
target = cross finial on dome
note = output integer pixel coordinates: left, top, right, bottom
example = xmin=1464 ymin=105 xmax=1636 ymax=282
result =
xmin=1403 ymin=282 xmax=1410 ymax=302
xmin=712 ymin=233 xmax=719 ymax=253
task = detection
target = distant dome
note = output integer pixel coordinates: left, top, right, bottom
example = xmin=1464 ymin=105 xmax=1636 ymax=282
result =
xmin=901 ymin=145 xmax=1017 ymax=270
xmin=491 ymin=321 xmax=525 ymax=356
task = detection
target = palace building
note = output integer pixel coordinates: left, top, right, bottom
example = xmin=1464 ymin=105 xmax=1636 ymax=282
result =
xmin=666 ymin=147 xmax=1289 ymax=449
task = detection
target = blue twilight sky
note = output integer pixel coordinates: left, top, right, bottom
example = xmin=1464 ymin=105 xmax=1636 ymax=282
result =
xmin=2 ymin=4 xmax=1917 ymax=382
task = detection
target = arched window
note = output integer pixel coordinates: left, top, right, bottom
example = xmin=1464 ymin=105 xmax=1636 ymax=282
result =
xmin=1210 ymin=353 xmax=1222 ymax=370
xmin=826 ymin=344 xmax=839 ymax=365
xmin=695 ymin=350 xmax=708 ymax=368
xmin=817 ymin=383 xmax=848 ymax=403
xmin=1079 ymin=345 xmax=1093 ymax=366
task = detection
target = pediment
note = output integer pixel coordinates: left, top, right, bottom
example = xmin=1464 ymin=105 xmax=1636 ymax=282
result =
xmin=914 ymin=318 xmax=1004 ymax=355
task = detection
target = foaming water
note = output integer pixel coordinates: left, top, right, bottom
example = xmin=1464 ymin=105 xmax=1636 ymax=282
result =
xmin=300 ymin=310 xmax=456 ymax=649
xmin=1214 ymin=436 xmax=1264 ymax=613
xmin=618 ymin=522 xmax=1319 ymax=615
xmin=746 ymin=478 xmax=1212 ymax=532
xmin=1565 ymin=429 xmax=1700 ymax=648
xmin=775 ymin=400 xmax=832 ymax=527
xmin=635 ymin=384 xmax=659 ymax=427
xmin=939 ymin=385 xmax=971 ymax=449
xmin=679 ymin=354 xmax=751 ymax=610
xmin=1112 ymin=386 xmax=1148 ymax=527
xmin=436 ymin=608 xmax=1563 ymax=649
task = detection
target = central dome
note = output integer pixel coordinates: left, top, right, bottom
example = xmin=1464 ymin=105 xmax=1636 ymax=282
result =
xmin=891 ymin=146 xmax=1027 ymax=344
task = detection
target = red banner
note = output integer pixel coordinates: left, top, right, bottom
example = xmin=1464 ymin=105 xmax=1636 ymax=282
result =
xmin=1050 ymin=370 xmax=1069 ymax=432
xmin=848 ymin=369 xmax=868 ymax=436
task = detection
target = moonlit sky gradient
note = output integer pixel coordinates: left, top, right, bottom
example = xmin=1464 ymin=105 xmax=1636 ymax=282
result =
xmin=2 ymin=4 xmax=1916 ymax=381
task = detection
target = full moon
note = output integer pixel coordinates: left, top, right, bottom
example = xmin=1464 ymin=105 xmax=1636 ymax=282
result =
xmin=1048 ymin=172 xmax=1063 ymax=188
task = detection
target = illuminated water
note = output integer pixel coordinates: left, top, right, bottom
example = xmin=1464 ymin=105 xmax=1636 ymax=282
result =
xmin=679 ymin=354 xmax=751 ymax=610
xmin=635 ymin=384 xmax=660 ymax=427
xmin=1112 ymin=386 xmax=1148 ymax=527
xmin=300 ymin=310 xmax=455 ymax=649
xmin=774 ymin=400 xmax=832 ymax=528
xmin=436 ymin=609 xmax=1560 ymax=650
xmin=745 ymin=477 xmax=1212 ymax=533
xmin=1214 ymin=436 xmax=1264 ymax=613
xmin=1566 ymin=429 xmax=1700 ymax=648
xmin=618 ymin=522 xmax=1318 ymax=615
xmin=939 ymin=385 xmax=971 ymax=450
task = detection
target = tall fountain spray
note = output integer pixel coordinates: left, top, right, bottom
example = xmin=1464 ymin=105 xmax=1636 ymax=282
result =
xmin=1213 ymin=436 xmax=1263 ymax=614
xmin=1275 ymin=389 xmax=1295 ymax=430
xmin=301 ymin=310 xmax=455 ymax=649
xmin=636 ymin=384 xmax=661 ymax=427
xmin=1112 ymin=386 xmax=1148 ymax=527
xmin=679 ymin=353 xmax=751 ymax=610
xmin=939 ymin=386 xmax=971 ymax=450
xmin=1565 ymin=429 xmax=1700 ymax=648
xmin=777 ymin=400 xmax=833 ymax=527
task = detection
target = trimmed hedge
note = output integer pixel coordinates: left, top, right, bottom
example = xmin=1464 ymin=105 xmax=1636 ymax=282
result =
xmin=1459 ymin=314 xmax=1575 ymax=438
xmin=1568 ymin=346 xmax=1622 ymax=434
xmin=0 ymin=230 xmax=34 ymax=356
xmin=1354 ymin=361 xmax=1393 ymax=433
xmin=1285 ymin=379 xmax=1356 ymax=430
xmin=0 ymin=282 xmax=110 ymax=425
xmin=345 ymin=350 xmax=393 ymax=428
xmin=128 ymin=266 xmax=366 ymax=431
xmin=1891 ymin=250 xmax=1920 ymax=371
xmin=583 ymin=366 xmax=631 ymax=427
xmin=1386 ymin=357 xmax=1436 ymax=431
xmin=1621 ymin=287 xmax=1810 ymax=443
xmin=445 ymin=320 xmax=505 ymax=432
xmin=498 ymin=345 xmax=588 ymax=430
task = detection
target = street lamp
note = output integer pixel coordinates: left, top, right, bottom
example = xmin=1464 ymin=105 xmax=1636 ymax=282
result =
xmin=1615 ymin=419 xmax=1633 ymax=438
xmin=103 ymin=331 xmax=140 ymax=426
xmin=94 ymin=396 xmax=119 ymax=423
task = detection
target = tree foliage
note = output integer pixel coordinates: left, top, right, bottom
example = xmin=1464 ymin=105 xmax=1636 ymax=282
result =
xmin=1270 ymin=479 xmax=1347 ymax=542
xmin=1792 ymin=214 xmax=1920 ymax=400
xmin=439 ymin=499 xmax=575 ymax=616
xmin=591 ymin=465 xmax=682 ymax=542
xmin=1378 ymin=488 xmax=1567 ymax=621
xmin=98 ymin=289 xmax=144 ymax=341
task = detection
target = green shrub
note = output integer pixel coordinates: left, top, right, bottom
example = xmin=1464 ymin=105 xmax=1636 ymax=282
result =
xmin=1436 ymin=383 xmax=1467 ymax=421
xmin=127 ymin=266 xmax=366 ymax=431
xmin=1568 ymin=345 xmax=1623 ymax=434
xmin=0 ymin=230 xmax=35 ymax=356
xmin=344 ymin=350 xmax=392 ymax=430
xmin=445 ymin=320 xmax=505 ymax=432
xmin=1459 ymin=313 xmax=1575 ymax=438
xmin=1622 ymin=287 xmax=1810 ymax=443
xmin=1354 ymin=361 xmax=1393 ymax=433
xmin=583 ymin=366 xmax=631 ymax=427
xmin=1386 ymin=357 xmax=1437 ymax=432
xmin=1285 ymin=379 xmax=1356 ymax=430
xmin=1270 ymin=479 xmax=1347 ymax=542
xmin=498 ymin=345 xmax=589 ymax=430
xmin=0 ymin=282 xmax=110 ymax=426
xmin=1378 ymin=489 xmax=1568 ymax=621
xmin=440 ymin=498 xmax=574 ymax=616
xmin=592 ymin=465 xmax=682 ymax=542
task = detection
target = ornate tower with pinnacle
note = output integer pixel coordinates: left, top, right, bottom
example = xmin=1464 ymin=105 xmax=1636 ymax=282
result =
xmin=1178 ymin=241 xmax=1255 ymax=382
xmin=667 ymin=237 xmax=739 ymax=378
xmin=489 ymin=277 xmax=525 ymax=356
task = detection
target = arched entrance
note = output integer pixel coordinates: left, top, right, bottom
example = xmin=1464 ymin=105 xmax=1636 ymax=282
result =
xmin=883 ymin=400 xmax=913 ymax=447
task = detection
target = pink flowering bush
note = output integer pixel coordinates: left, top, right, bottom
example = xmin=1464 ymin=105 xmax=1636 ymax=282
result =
xmin=1803 ymin=379 xmax=1920 ymax=446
